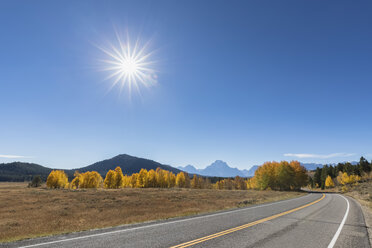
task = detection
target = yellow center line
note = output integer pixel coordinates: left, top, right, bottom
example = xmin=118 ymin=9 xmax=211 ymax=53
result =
xmin=170 ymin=194 xmax=325 ymax=248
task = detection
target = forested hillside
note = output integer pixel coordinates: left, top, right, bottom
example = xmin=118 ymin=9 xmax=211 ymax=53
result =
xmin=0 ymin=154 xmax=182 ymax=181
xmin=0 ymin=162 xmax=53 ymax=181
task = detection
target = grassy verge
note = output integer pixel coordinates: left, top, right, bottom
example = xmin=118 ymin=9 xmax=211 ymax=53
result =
xmin=345 ymin=180 xmax=372 ymax=210
xmin=344 ymin=180 xmax=372 ymax=245
xmin=0 ymin=182 xmax=304 ymax=242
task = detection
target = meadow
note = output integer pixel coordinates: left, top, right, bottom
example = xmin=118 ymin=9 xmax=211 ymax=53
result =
xmin=0 ymin=182 xmax=303 ymax=242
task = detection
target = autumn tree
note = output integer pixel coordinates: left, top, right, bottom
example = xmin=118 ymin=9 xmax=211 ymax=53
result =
xmin=176 ymin=172 xmax=187 ymax=188
xmin=136 ymin=169 xmax=148 ymax=188
xmin=79 ymin=171 xmax=103 ymax=188
xmin=123 ymin=175 xmax=131 ymax=187
xmin=114 ymin=167 xmax=125 ymax=188
xmin=167 ymin=172 xmax=177 ymax=188
xmin=46 ymin=170 xmax=69 ymax=189
xmin=104 ymin=170 xmax=117 ymax=189
xmin=71 ymin=171 xmax=82 ymax=189
xmin=130 ymin=173 xmax=138 ymax=188
xmin=254 ymin=161 xmax=307 ymax=190
xmin=289 ymin=161 xmax=308 ymax=189
xmin=275 ymin=162 xmax=295 ymax=190
xmin=337 ymin=172 xmax=360 ymax=186
xmin=246 ymin=177 xmax=256 ymax=189
xmin=191 ymin=175 xmax=199 ymax=189
xmin=325 ymin=175 xmax=334 ymax=188
xmin=147 ymin=169 xmax=157 ymax=187
xmin=254 ymin=162 xmax=276 ymax=190
xmin=156 ymin=168 xmax=167 ymax=188
xmin=234 ymin=176 xmax=247 ymax=190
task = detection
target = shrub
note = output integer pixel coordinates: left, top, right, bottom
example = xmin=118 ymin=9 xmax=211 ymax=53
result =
xmin=28 ymin=175 xmax=42 ymax=187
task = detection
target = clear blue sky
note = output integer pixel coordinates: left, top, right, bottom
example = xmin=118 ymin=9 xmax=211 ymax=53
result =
xmin=1 ymin=0 xmax=372 ymax=169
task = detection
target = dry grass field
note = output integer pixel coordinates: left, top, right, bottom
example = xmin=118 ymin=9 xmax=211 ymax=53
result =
xmin=0 ymin=182 xmax=304 ymax=242
xmin=346 ymin=180 xmax=372 ymax=210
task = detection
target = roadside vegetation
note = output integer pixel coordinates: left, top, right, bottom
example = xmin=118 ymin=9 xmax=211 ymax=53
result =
xmin=0 ymin=182 xmax=303 ymax=242
xmin=45 ymin=160 xmax=309 ymax=191
xmin=307 ymin=157 xmax=372 ymax=192
xmin=0 ymin=160 xmax=310 ymax=242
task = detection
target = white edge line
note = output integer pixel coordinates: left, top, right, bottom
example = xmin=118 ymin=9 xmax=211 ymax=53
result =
xmin=327 ymin=194 xmax=350 ymax=248
xmin=18 ymin=193 xmax=316 ymax=248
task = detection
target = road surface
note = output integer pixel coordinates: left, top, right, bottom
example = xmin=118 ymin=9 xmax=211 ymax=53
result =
xmin=2 ymin=193 xmax=370 ymax=248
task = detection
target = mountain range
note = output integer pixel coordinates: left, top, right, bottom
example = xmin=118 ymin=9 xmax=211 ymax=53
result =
xmin=0 ymin=153 xmax=360 ymax=181
xmin=177 ymin=161 xmax=358 ymax=178
xmin=178 ymin=161 xmax=258 ymax=177
xmin=0 ymin=154 xmax=181 ymax=182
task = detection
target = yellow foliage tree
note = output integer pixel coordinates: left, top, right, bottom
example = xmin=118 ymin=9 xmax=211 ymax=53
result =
xmin=176 ymin=172 xmax=187 ymax=188
xmin=136 ymin=169 xmax=148 ymax=188
xmin=289 ymin=161 xmax=308 ymax=189
xmin=123 ymin=175 xmax=131 ymax=187
xmin=246 ymin=177 xmax=256 ymax=189
xmin=70 ymin=171 xmax=82 ymax=189
xmin=167 ymin=171 xmax=177 ymax=188
xmin=147 ymin=169 xmax=157 ymax=187
xmin=254 ymin=162 xmax=277 ymax=190
xmin=46 ymin=170 xmax=69 ymax=189
xmin=114 ymin=166 xmax=124 ymax=188
xmin=325 ymin=175 xmax=334 ymax=188
xmin=104 ymin=170 xmax=117 ymax=189
xmin=156 ymin=168 xmax=167 ymax=188
xmin=254 ymin=161 xmax=307 ymax=190
xmin=337 ymin=172 xmax=360 ymax=186
xmin=103 ymin=167 xmax=126 ymax=188
xmin=79 ymin=171 xmax=103 ymax=188
xmin=130 ymin=173 xmax=138 ymax=188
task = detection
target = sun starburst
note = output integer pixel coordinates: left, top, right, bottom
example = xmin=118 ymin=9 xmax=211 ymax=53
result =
xmin=97 ymin=33 xmax=157 ymax=95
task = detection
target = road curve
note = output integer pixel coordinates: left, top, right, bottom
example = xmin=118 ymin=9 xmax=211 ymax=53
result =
xmin=2 ymin=193 xmax=370 ymax=248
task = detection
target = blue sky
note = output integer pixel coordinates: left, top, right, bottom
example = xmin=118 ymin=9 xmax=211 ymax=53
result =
xmin=1 ymin=0 xmax=372 ymax=170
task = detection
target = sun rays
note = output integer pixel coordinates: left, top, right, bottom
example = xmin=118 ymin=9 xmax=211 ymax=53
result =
xmin=97 ymin=32 xmax=157 ymax=97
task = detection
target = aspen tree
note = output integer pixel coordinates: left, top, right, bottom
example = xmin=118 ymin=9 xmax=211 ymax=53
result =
xmin=325 ymin=175 xmax=334 ymax=188
xmin=176 ymin=172 xmax=187 ymax=188
xmin=114 ymin=166 xmax=124 ymax=188
xmin=46 ymin=170 xmax=69 ymax=189
xmin=104 ymin=170 xmax=116 ymax=189
xmin=136 ymin=169 xmax=148 ymax=188
xmin=147 ymin=169 xmax=157 ymax=187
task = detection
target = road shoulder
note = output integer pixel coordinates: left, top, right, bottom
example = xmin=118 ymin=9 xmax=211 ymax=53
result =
xmin=346 ymin=193 xmax=372 ymax=247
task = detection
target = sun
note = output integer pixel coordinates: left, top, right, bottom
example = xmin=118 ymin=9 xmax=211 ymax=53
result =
xmin=97 ymin=33 xmax=157 ymax=95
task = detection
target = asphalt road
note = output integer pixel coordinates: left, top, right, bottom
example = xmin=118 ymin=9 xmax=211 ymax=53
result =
xmin=3 ymin=193 xmax=370 ymax=248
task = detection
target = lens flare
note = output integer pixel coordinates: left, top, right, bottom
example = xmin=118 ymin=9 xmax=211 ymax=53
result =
xmin=97 ymin=32 xmax=157 ymax=95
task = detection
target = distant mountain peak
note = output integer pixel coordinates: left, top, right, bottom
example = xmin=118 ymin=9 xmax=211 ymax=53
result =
xmin=180 ymin=160 xmax=247 ymax=178
xmin=177 ymin=165 xmax=199 ymax=174
xmin=184 ymin=165 xmax=197 ymax=170
xmin=208 ymin=160 xmax=229 ymax=168
xmin=112 ymin=154 xmax=136 ymax=159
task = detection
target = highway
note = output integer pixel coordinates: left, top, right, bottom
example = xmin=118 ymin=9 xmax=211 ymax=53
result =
xmin=3 ymin=193 xmax=370 ymax=248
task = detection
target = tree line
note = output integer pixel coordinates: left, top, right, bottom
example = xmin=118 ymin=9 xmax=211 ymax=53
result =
xmin=309 ymin=157 xmax=371 ymax=190
xmin=45 ymin=160 xmax=309 ymax=191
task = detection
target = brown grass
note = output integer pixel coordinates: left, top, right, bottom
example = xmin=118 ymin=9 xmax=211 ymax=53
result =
xmin=345 ymin=180 xmax=372 ymax=211
xmin=0 ymin=182 xmax=304 ymax=243
xmin=345 ymin=180 xmax=372 ymax=245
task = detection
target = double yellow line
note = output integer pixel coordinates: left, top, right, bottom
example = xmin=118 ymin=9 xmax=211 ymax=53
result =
xmin=170 ymin=194 xmax=325 ymax=248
